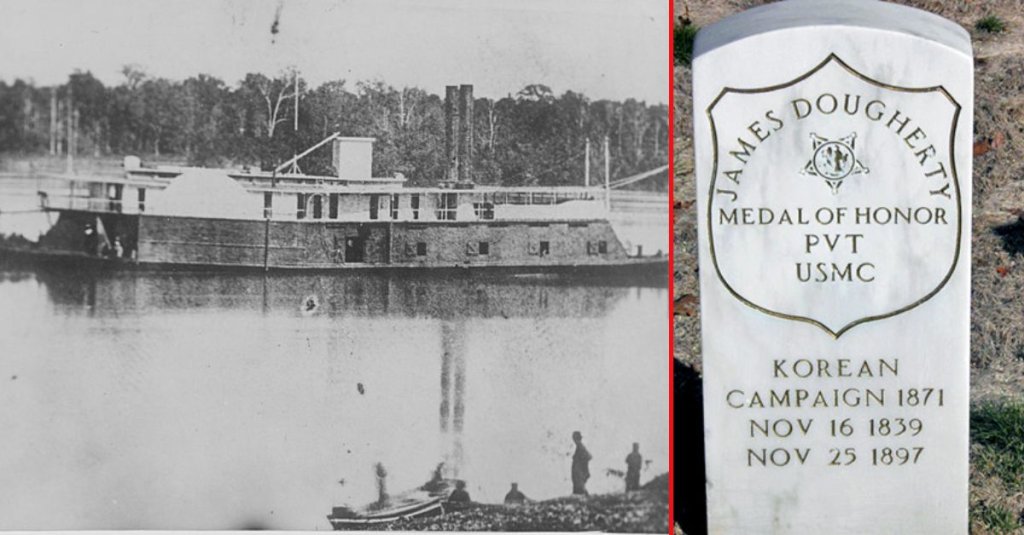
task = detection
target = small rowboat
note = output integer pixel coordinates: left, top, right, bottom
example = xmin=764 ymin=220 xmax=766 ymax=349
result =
xmin=327 ymin=479 xmax=455 ymax=530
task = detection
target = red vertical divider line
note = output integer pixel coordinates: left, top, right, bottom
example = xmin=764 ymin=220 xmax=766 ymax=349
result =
xmin=667 ymin=0 xmax=676 ymax=532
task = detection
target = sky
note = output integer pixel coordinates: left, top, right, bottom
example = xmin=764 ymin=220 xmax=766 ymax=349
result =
xmin=0 ymin=0 xmax=668 ymax=103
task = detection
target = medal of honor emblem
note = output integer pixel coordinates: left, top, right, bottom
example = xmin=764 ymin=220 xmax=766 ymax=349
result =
xmin=801 ymin=132 xmax=869 ymax=193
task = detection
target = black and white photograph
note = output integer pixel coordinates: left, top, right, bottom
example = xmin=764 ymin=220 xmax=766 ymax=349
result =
xmin=0 ymin=0 xmax=670 ymax=531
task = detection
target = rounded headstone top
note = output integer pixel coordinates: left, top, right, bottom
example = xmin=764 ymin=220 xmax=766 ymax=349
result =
xmin=693 ymin=0 xmax=972 ymax=59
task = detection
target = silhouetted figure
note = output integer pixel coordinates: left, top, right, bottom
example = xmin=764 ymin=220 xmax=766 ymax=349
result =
xmin=504 ymin=482 xmax=527 ymax=504
xmin=571 ymin=431 xmax=592 ymax=495
xmin=83 ymin=225 xmax=97 ymax=255
xmin=422 ymin=462 xmax=446 ymax=493
xmin=625 ymin=442 xmax=643 ymax=491
xmin=375 ymin=462 xmax=388 ymax=505
xmin=447 ymin=480 xmax=470 ymax=503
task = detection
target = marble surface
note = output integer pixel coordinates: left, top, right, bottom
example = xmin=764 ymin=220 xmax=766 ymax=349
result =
xmin=692 ymin=1 xmax=972 ymax=533
xmin=694 ymin=0 xmax=971 ymax=58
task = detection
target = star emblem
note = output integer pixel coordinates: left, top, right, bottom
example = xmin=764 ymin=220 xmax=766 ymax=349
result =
xmin=801 ymin=132 xmax=869 ymax=194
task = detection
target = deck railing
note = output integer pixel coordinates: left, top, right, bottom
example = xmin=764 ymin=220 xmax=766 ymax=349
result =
xmin=37 ymin=185 xmax=642 ymax=222
xmin=40 ymin=194 xmax=140 ymax=215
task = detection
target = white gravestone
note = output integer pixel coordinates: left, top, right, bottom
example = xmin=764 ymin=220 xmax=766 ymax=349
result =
xmin=692 ymin=1 xmax=972 ymax=533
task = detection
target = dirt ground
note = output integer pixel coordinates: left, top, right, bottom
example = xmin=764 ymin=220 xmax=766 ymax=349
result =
xmin=361 ymin=475 xmax=669 ymax=532
xmin=674 ymin=1 xmax=1024 ymax=533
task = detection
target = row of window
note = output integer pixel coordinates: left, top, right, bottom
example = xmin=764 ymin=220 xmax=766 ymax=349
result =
xmin=268 ymin=193 xmax=503 ymax=222
xmin=401 ymin=240 xmax=608 ymax=258
xmin=405 ymin=241 xmax=494 ymax=257
xmin=275 ymin=193 xmax=425 ymax=221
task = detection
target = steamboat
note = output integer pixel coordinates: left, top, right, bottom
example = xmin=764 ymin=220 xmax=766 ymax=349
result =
xmin=3 ymin=85 xmax=667 ymax=273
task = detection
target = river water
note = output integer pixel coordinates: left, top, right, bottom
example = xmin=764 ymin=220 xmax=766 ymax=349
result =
xmin=0 ymin=180 xmax=668 ymax=530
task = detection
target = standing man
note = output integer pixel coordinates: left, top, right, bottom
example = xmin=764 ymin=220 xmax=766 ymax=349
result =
xmin=625 ymin=442 xmax=643 ymax=491
xmin=83 ymin=224 xmax=97 ymax=255
xmin=374 ymin=462 xmax=389 ymax=505
xmin=504 ymin=482 xmax=527 ymax=504
xmin=571 ymin=431 xmax=592 ymax=495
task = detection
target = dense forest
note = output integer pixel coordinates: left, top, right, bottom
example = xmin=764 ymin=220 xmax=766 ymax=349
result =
xmin=0 ymin=68 xmax=668 ymax=190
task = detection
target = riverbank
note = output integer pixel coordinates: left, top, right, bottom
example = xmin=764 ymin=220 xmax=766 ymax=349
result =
xmin=362 ymin=474 xmax=668 ymax=532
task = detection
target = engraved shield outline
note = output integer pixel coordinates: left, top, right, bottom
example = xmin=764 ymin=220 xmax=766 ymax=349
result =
xmin=705 ymin=53 xmax=963 ymax=338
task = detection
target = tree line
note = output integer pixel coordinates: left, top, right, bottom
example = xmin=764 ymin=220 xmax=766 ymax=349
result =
xmin=0 ymin=68 xmax=668 ymax=190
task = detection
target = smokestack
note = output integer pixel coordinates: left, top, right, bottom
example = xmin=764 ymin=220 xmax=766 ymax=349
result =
xmin=457 ymin=84 xmax=474 ymax=183
xmin=444 ymin=86 xmax=460 ymax=181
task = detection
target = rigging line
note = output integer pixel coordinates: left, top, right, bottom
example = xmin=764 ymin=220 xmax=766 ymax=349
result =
xmin=608 ymin=165 xmax=668 ymax=189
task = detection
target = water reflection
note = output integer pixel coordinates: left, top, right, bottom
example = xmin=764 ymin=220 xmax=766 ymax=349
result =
xmin=29 ymin=268 xmax=652 ymax=320
xmin=440 ymin=320 xmax=467 ymax=478
xmin=0 ymin=267 xmax=668 ymax=530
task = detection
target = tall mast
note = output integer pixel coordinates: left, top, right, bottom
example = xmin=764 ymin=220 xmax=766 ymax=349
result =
xmin=584 ymin=138 xmax=590 ymax=188
xmin=65 ymin=83 xmax=73 ymax=174
xmin=49 ymin=89 xmax=57 ymax=156
xmin=603 ymin=135 xmax=610 ymax=211
xmin=289 ymin=69 xmax=300 ymax=174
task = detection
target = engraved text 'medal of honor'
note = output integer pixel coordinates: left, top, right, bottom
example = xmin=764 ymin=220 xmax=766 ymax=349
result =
xmin=717 ymin=206 xmax=950 ymax=226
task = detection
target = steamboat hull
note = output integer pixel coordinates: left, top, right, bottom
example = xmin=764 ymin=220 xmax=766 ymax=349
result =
xmin=9 ymin=209 xmax=666 ymax=275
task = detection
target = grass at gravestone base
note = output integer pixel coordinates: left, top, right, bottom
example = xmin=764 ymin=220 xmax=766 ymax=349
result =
xmin=674 ymin=20 xmax=698 ymax=67
xmin=971 ymin=401 xmax=1024 ymax=534
xmin=674 ymin=1 xmax=1024 ymax=533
